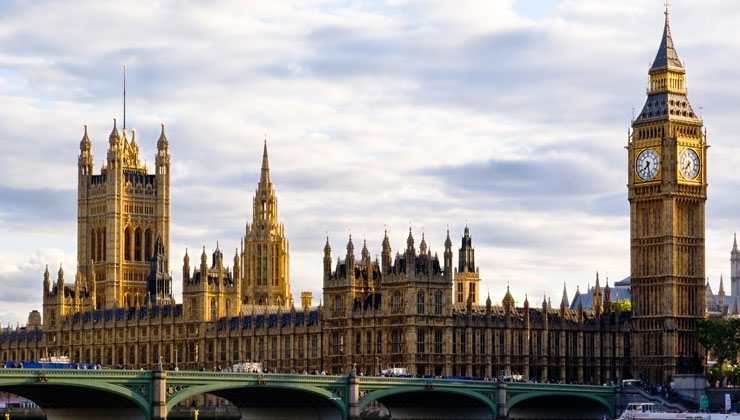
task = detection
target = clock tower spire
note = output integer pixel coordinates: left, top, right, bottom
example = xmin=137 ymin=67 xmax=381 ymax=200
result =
xmin=628 ymin=7 xmax=707 ymax=384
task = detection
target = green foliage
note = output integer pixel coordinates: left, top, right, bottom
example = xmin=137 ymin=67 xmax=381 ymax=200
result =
xmin=697 ymin=318 xmax=740 ymax=366
xmin=610 ymin=300 xmax=631 ymax=312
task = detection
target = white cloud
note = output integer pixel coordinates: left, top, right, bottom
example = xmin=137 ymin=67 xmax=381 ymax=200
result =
xmin=0 ymin=0 xmax=738 ymax=324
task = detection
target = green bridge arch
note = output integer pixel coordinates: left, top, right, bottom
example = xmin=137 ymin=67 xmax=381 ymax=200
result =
xmin=507 ymin=390 xmax=614 ymax=419
xmin=165 ymin=380 xmax=348 ymax=418
xmin=358 ymin=385 xmax=497 ymax=416
xmin=0 ymin=372 xmax=152 ymax=419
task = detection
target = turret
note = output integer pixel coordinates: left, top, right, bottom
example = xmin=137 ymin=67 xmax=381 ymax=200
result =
xmin=323 ymin=237 xmax=332 ymax=282
xmin=502 ymin=285 xmax=515 ymax=313
xmin=361 ymin=238 xmax=370 ymax=263
xmin=346 ymin=234 xmax=355 ymax=276
xmin=459 ymin=224 xmax=475 ymax=273
xmin=419 ymin=232 xmax=428 ymax=255
xmin=604 ymin=279 xmax=611 ymax=314
xmin=43 ymin=265 xmax=50 ymax=295
xmin=78 ymin=125 xmax=93 ymax=177
xmin=381 ymin=230 xmax=392 ymax=274
xmin=406 ymin=227 xmax=415 ymax=256
xmin=57 ymin=264 xmax=65 ymax=292
xmin=155 ymin=123 xmax=171 ymax=279
xmin=183 ymin=248 xmax=191 ymax=281
xmin=443 ymin=228 xmax=453 ymax=279
xmin=592 ymin=271 xmax=603 ymax=316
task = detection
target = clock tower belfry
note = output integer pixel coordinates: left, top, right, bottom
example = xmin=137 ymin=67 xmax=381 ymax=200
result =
xmin=628 ymin=7 xmax=707 ymax=383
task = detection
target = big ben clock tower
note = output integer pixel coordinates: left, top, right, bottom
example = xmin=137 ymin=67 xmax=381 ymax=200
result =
xmin=629 ymin=7 xmax=707 ymax=383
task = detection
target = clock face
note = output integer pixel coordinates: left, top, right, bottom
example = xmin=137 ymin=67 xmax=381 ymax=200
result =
xmin=636 ymin=149 xmax=659 ymax=180
xmin=679 ymin=148 xmax=700 ymax=180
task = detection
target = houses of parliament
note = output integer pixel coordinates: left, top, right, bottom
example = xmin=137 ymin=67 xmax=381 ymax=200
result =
xmin=0 ymin=10 xmax=712 ymax=385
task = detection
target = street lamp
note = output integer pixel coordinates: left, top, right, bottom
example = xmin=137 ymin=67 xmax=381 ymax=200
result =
xmin=175 ymin=349 xmax=178 ymax=371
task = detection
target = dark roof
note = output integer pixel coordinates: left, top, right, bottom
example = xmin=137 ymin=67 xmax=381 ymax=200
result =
xmin=651 ymin=13 xmax=683 ymax=71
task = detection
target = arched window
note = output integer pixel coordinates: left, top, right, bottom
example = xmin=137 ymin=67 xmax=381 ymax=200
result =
xmin=90 ymin=229 xmax=96 ymax=262
xmin=102 ymin=228 xmax=106 ymax=261
xmin=211 ymin=298 xmax=216 ymax=319
xmin=134 ymin=227 xmax=142 ymax=261
xmin=392 ymin=292 xmax=402 ymax=312
xmin=434 ymin=291 xmax=443 ymax=315
xmin=417 ymin=291 xmax=425 ymax=315
xmin=334 ymin=295 xmax=343 ymax=315
xmin=144 ymin=229 xmax=152 ymax=261
xmin=124 ymin=227 xmax=132 ymax=261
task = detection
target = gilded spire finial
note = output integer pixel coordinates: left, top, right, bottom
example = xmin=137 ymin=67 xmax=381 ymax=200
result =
xmin=664 ymin=0 xmax=670 ymax=16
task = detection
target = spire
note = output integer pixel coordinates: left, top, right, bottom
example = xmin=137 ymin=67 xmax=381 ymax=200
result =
xmin=109 ymin=118 xmax=120 ymax=145
xmin=719 ymin=274 xmax=725 ymax=294
xmin=382 ymin=229 xmax=391 ymax=252
xmin=324 ymin=236 xmax=331 ymax=254
xmin=444 ymin=227 xmax=452 ymax=249
xmin=347 ymin=234 xmax=354 ymax=255
xmin=561 ymin=282 xmax=569 ymax=308
xmin=361 ymin=238 xmax=369 ymax=260
xmin=419 ymin=232 xmax=427 ymax=255
xmin=406 ymin=227 xmax=414 ymax=251
xmin=502 ymin=285 xmax=514 ymax=310
xmin=650 ymin=4 xmax=683 ymax=72
xmin=157 ymin=123 xmax=168 ymax=150
xmin=595 ymin=271 xmax=600 ymax=288
xmin=80 ymin=124 xmax=91 ymax=151
xmin=734 ymin=233 xmax=738 ymax=252
xmin=260 ymin=138 xmax=270 ymax=186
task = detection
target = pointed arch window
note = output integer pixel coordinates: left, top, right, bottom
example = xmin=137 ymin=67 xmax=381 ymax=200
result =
xmin=124 ymin=227 xmax=132 ymax=261
xmin=417 ymin=291 xmax=425 ymax=315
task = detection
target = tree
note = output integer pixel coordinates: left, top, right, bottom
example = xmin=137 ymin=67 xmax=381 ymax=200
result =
xmin=697 ymin=318 xmax=740 ymax=367
xmin=611 ymin=300 xmax=631 ymax=312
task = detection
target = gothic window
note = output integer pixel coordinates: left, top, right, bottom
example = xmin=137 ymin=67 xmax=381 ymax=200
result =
xmin=334 ymin=295 xmax=343 ymax=315
xmin=366 ymin=331 xmax=372 ymax=354
xmin=311 ymin=336 xmax=318 ymax=358
xmin=434 ymin=291 xmax=443 ymax=315
xmin=144 ymin=229 xmax=152 ymax=261
xmin=460 ymin=331 xmax=466 ymax=354
xmin=435 ymin=330 xmax=443 ymax=353
xmin=457 ymin=283 xmax=463 ymax=303
xmin=124 ymin=226 xmax=132 ymax=261
xmin=332 ymin=333 xmax=341 ymax=355
xmin=232 ymin=338 xmax=239 ymax=361
xmin=134 ymin=227 xmax=142 ymax=261
xmin=245 ymin=338 xmax=252 ymax=361
xmin=469 ymin=283 xmax=475 ymax=301
xmin=298 ymin=337 xmax=305 ymax=359
xmin=391 ymin=329 xmax=402 ymax=354
xmin=417 ymin=330 xmax=425 ymax=353
xmin=355 ymin=332 xmax=362 ymax=355
xmin=376 ymin=332 xmax=382 ymax=354
xmin=258 ymin=338 xmax=265 ymax=360
xmin=417 ymin=291 xmax=425 ymax=315
xmin=221 ymin=341 xmax=227 ymax=362
xmin=284 ymin=337 xmax=291 ymax=359
xmin=102 ymin=228 xmax=106 ymax=261
xmin=210 ymin=298 xmax=216 ymax=319
xmin=392 ymin=292 xmax=402 ymax=312
xmin=90 ymin=229 xmax=96 ymax=261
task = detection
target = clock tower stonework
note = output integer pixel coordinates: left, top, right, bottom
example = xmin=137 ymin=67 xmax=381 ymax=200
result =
xmin=628 ymin=9 xmax=707 ymax=383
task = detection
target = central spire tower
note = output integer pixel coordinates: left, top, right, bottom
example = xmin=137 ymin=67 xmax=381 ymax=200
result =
xmin=240 ymin=140 xmax=292 ymax=306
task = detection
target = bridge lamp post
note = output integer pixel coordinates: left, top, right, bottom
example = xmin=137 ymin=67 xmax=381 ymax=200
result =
xmin=175 ymin=349 xmax=178 ymax=371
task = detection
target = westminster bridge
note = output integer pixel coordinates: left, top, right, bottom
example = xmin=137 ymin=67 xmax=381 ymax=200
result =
xmin=0 ymin=368 xmax=616 ymax=420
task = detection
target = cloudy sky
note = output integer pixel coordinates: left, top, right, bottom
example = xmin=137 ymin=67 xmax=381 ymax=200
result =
xmin=1 ymin=0 xmax=739 ymax=325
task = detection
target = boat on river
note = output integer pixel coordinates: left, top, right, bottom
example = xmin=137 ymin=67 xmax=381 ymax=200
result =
xmin=619 ymin=403 xmax=740 ymax=420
